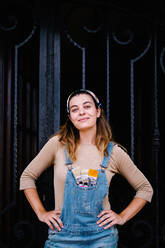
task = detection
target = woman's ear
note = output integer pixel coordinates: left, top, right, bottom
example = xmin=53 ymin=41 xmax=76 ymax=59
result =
xmin=97 ymin=107 xmax=101 ymax=118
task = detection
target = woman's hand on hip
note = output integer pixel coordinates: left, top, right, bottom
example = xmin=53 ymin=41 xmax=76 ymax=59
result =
xmin=97 ymin=210 xmax=125 ymax=229
xmin=38 ymin=210 xmax=64 ymax=231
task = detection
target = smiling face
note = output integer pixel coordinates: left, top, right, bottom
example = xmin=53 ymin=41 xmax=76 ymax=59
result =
xmin=68 ymin=93 xmax=101 ymax=132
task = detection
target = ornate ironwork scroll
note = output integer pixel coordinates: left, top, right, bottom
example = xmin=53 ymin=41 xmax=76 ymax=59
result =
xmin=129 ymin=38 xmax=151 ymax=161
xmin=0 ymin=15 xmax=18 ymax=31
xmin=0 ymin=19 xmax=37 ymax=247
xmin=64 ymin=6 xmax=103 ymax=90
xmin=13 ymin=25 xmax=37 ymax=212
xmin=0 ymin=23 xmax=37 ymax=218
xmin=112 ymin=29 xmax=151 ymax=160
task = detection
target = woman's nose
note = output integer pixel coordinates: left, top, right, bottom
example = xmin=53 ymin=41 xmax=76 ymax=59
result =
xmin=79 ymin=107 xmax=85 ymax=115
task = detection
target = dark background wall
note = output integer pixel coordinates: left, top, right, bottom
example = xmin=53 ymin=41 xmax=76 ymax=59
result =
xmin=0 ymin=1 xmax=163 ymax=247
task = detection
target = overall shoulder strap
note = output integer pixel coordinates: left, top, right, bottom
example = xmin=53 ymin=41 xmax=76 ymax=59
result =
xmin=101 ymin=142 xmax=114 ymax=168
xmin=64 ymin=147 xmax=72 ymax=166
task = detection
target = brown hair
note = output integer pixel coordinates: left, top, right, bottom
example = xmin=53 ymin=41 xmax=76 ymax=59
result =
xmin=52 ymin=90 xmax=115 ymax=161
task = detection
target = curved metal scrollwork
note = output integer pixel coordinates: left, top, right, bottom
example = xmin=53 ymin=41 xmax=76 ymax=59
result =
xmin=111 ymin=14 xmax=152 ymax=160
xmin=64 ymin=28 xmax=86 ymax=88
xmin=112 ymin=28 xmax=134 ymax=45
xmin=112 ymin=15 xmax=134 ymax=46
xmin=0 ymin=15 xmax=18 ymax=31
xmin=13 ymin=23 xmax=37 ymax=202
xmin=83 ymin=23 xmax=102 ymax=33
xmin=64 ymin=6 xmax=103 ymax=89
xmin=0 ymin=24 xmax=37 ymax=218
xmin=130 ymin=37 xmax=151 ymax=160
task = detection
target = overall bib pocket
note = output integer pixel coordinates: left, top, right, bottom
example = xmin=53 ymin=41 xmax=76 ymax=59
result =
xmin=73 ymin=185 xmax=101 ymax=216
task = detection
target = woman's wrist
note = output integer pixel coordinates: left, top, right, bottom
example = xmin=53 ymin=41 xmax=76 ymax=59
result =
xmin=36 ymin=208 xmax=47 ymax=219
xmin=118 ymin=213 xmax=127 ymax=225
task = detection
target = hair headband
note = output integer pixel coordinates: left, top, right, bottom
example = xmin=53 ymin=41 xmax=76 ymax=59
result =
xmin=66 ymin=89 xmax=102 ymax=114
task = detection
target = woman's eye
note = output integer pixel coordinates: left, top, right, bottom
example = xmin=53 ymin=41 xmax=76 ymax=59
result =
xmin=84 ymin=105 xmax=91 ymax=109
xmin=71 ymin=108 xmax=78 ymax=112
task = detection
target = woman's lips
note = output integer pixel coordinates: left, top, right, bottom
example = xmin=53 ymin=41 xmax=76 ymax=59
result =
xmin=79 ymin=117 xmax=89 ymax=122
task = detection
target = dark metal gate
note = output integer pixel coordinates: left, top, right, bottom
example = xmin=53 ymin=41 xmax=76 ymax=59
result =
xmin=0 ymin=1 xmax=163 ymax=247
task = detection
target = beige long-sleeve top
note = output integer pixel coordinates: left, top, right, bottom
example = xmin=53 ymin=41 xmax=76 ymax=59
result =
xmin=19 ymin=135 xmax=153 ymax=210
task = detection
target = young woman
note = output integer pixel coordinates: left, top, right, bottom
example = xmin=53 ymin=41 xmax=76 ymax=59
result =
xmin=19 ymin=89 xmax=153 ymax=247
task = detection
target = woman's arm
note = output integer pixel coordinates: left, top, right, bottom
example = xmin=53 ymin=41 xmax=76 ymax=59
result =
xmin=24 ymin=188 xmax=63 ymax=231
xmin=20 ymin=136 xmax=64 ymax=231
xmin=97 ymin=197 xmax=146 ymax=228
xmin=97 ymin=145 xmax=153 ymax=228
xmin=20 ymin=136 xmax=59 ymax=191
xmin=114 ymin=146 xmax=154 ymax=203
xmin=119 ymin=197 xmax=147 ymax=223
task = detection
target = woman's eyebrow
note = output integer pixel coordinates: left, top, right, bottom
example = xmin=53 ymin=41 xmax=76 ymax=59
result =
xmin=70 ymin=104 xmax=78 ymax=109
xmin=70 ymin=101 xmax=92 ymax=109
xmin=83 ymin=101 xmax=92 ymax=105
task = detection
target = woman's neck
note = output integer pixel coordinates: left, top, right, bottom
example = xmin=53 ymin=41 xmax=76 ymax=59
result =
xmin=79 ymin=129 xmax=96 ymax=145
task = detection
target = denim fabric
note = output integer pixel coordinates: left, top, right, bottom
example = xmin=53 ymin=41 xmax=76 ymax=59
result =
xmin=45 ymin=225 xmax=118 ymax=247
xmin=44 ymin=142 xmax=118 ymax=248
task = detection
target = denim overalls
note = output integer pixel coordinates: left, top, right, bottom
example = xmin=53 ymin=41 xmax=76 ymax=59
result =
xmin=44 ymin=142 xmax=118 ymax=248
